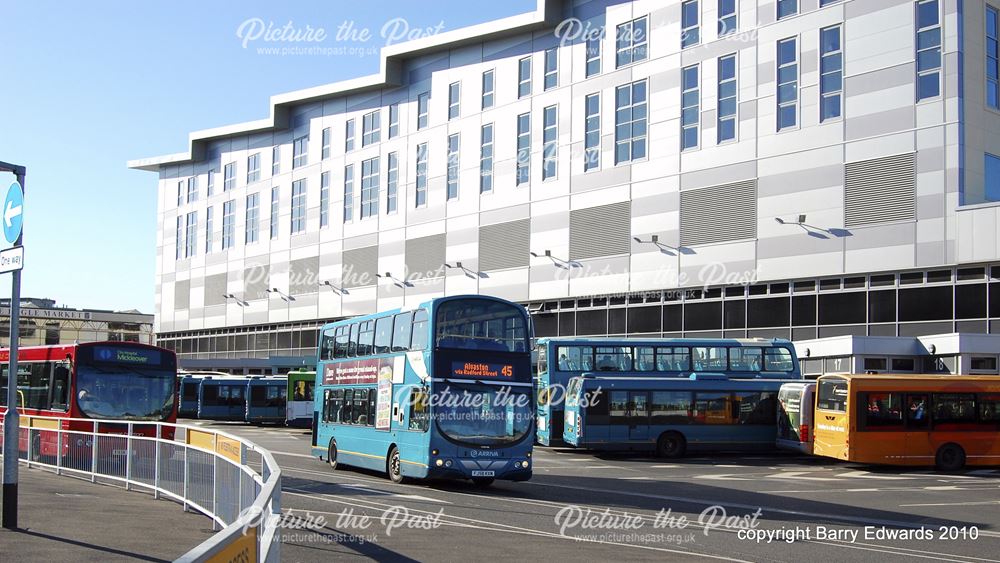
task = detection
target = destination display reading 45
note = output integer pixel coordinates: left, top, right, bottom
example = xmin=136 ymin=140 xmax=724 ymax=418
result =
xmin=451 ymin=361 xmax=514 ymax=378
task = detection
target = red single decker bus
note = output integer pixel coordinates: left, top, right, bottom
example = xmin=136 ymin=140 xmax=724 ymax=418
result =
xmin=0 ymin=341 xmax=178 ymax=460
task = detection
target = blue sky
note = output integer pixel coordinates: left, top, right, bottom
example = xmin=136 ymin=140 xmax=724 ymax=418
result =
xmin=0 ymin=0 xmax=535 ymax=313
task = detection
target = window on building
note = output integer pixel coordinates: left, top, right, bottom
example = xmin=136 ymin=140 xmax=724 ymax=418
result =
xmin=681 ymin=2 xmax=699 ymax=48
xmin=343 ymin=165 xmax=354 ymax=221
xmin=542 ymin=105 xmax=558 ymax=180
xmin=416 ymin=143 xmax=428 ymax=207
xmin=205 ymin=206 xmax=213 ymax=253
xmin=361 ymin=157 xmax=380 ymax=218
xmin=270 ymin=186 xmax=279 ymax=239
xmin=987 ymin=153 xmax=1000 ymax=201
xmin=207 ymin=169 xmax=215 ymax=197
xmin=320 ymin=171 xmax=330 ymax=228
xmin=224 ymin=161 xmax=236 ymax=191
xmin=387 ymin=152 xmax=398 ymax=213
xmin=777 ymin=0 xmax=797 ymax=19
xmin=272 ymin=146 xmax=280 ymax=175
xmin=388 ymin=103 xmax=399 ymax=138
xmin=175 ymin=216 xmax=183 ymax=259
xmin=718 ymin=55 xmax=737 ymax=143
xmin=245 ymin=192 xmax=259 ymax=244
xmin=820 ymin=0 xmax=842 ymax=5
xmin=177 ymin=181 xmax=183 ymax=207
xmin=615 ymin=80 xmax=648 ymax=164
xmin=447 ymin=134 xmax=460 ymax=200
xmin=777 ymin=37 xmax=798 ymax=130
xmin=417 ymin=92 xmax=429 ymax=129
xmin=518 ymin=57 xmax=532 ymax=98
xmin=292 ymin=135 xmax=308 ymax=168
xmin=916 ymin=0 xmax=942 ymax=101
xmin=584 ymin=93 xmax=600 ymax=171
xmin=617 ymin=15 xmax=649 ymax=65
xmin=291 ymin=179 xmax=306 ymax=234
xmin=821 ymin=25 xmax=843 ymax=121
xmin=480 ymin=124 xmax=493 ymax=193
xmin=516 ymin=113 xmax=531 ymax=185
xmin=544 ymin=48 xmax=558 ymax=90
xmin=586 ymin=32 xmax=601 ymax=77
xmin=222 ymin=200 xmax=235 ymax=249
xmin=345 ymin=118 xmax=356 ymax=151
xmin=986 ymin=5 xmax=998 ymax=109
xmin=246 ymin=153 xmax=260 ymax=183
xmin=448 ymin=82 xmax=460 ymax=120
xmin=185 ymin=211 xmax=197 ymax=258
xmin=362 ymin=110 xmax=380 ymax=146
xmin=681 ymin=65 xmax=700 ymax=150
xmin=482 ymin=70 xmax=495 ymax=109
xmin=719 ymin=0 xmax=736 ymax=35
xmin=186 ymin=176 xmax=198 ymax=204
xmin=322 ymin=127 xmax=331 ymax=159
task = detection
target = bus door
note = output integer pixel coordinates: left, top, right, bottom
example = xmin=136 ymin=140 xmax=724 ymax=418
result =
xmin=904 ymin=393 xmax=931 ymax=461
xmin=230 ymin=384 xmax=247 ymax=420
xmin=628 ymin=392 xmax=650 ymax=441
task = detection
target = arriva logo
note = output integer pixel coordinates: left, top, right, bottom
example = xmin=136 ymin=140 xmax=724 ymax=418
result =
xmin=469 ymin=450 xmax=500 ymax=458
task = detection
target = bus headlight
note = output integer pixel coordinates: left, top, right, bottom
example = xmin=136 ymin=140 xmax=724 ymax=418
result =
xmin=521 ymin=460 xmax=530 ymax=469
xmin=432 ymin=449 xmax=439 ymax=455
xmin=435 ymin=459 xmax=444 ymax=467
xmin=526 ymin=451 xmax=532 ymax=458
xmin=444 ymin=459 xmax=453 ymax=467
xmin=76 ymin=439 xmax=83 ymax=447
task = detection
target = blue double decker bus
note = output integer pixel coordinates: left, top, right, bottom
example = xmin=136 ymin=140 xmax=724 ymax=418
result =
xmin=311 ymin=295 xmax=534 ymax=487
xmin=535 ymin=338 xmax=801 ymax=445
xmin=563 ymin=374 xmax=792 ymax=457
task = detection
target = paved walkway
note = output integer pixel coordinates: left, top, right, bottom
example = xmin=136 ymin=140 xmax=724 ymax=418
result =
xmin=0 ymin=466 xmax=214 ymax=562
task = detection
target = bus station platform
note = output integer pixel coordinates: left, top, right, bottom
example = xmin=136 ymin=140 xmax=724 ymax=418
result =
xmin=0 ymin=466 xmax=213 ymax=562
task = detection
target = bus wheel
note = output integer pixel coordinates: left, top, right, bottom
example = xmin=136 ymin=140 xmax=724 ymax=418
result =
xmin=656 ymin=432 xmax=686 ymax=459
xmin=935 ymin=443 xmax=966 ymax=472
xmin=327 ymin=439 xmax=338 ymax=470
xmin=387 ymin=446 xmax=404 ymax=484
xmin=472 ymin=478 xmax=495 ymax=488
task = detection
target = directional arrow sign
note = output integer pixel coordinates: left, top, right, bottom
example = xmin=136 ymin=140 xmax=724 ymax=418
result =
xmin=3 ymin=182 xmax=23 ymax=245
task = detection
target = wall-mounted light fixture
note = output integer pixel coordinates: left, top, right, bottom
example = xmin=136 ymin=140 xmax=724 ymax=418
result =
xmin=265 ymin=288 xmax=296 ymax=302
xmin=222 ymin=293 xmax=249 ymax=307
xmin=376 ymin=272 xmax=413 ymax=288
xmin=319 ymin=280 xmax=349 ymax=295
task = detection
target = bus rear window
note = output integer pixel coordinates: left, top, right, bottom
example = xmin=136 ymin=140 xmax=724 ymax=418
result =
xmin=817 ymin=379 xmax=848 ymax=412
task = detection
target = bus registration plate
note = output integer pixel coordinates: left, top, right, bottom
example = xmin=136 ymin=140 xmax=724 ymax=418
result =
xmin=471 ymin=470 xmax=495 ymax=477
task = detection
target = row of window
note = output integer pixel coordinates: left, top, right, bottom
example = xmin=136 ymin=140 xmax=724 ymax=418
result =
xmin=319 ymin=309 xmax=429 ymax=360
xmin=853 ymin=392 xmax=1000 ymax=431
xmin=582 ymin=389 xmax=777 ymax=427
xmin=0 ymin=362 xmax=70 ymax=411
xmin=547 ymin=345 xmax=795 ymax=374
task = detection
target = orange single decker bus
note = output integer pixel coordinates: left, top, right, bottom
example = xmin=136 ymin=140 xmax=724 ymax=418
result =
xmin=812 ymin=374 xmax=1000 ymax=470
xmin=0 ymin=342 xmax=178 ymax=460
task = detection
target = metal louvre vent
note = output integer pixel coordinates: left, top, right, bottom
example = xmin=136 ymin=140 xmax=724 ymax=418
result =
xmin=680 ymin=180 xmax=757 ymax=246
xmin=570 ymin=202 xmax=631 ymax=260
xmin=845 ymin=153 xmax=916 ymax=227
xmin=343 ymin=246 xmax=377 ymax=288
xmin=244 ymin=265 xmax=270 ymax=300
xmin=480 ymin=219 xmax=530 ymax=271
xmin=174 ymin=280 xmax=190 ymax=310
xmin=290 ymin=257 xmax=319 ymax=295
xmin=203 ymin=274 xmax=227 ymax=306
xmin=405 ymin=234 xmax=446 ymax=279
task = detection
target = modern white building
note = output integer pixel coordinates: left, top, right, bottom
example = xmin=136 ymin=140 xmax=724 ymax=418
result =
xmin=130 ymin=0 xmax=1000 ymax=373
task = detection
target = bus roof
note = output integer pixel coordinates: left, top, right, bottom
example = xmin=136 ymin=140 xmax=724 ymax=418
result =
xmin=317 ymin=294 xmax=527 ymax=331
xmin=537 ymin=337 xmax=793 ymax=346
xmin=818 ymin=373 xmax=1000 ymax=383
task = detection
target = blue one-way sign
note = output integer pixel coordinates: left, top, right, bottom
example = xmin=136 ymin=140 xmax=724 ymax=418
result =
xmin=3 ymin=181 xmax=23 ymax=245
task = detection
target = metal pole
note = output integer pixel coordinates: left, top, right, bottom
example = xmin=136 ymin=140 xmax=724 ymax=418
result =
xmin=2 ymin=164 xmax=24 ymax=529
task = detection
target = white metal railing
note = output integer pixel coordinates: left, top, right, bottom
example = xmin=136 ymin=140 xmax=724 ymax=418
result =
xmin=0 ymin=414 xmax=281 ymax=562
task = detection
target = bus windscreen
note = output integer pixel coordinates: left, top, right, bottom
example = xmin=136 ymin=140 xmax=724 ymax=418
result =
xmin=76 ymin=364 xmax=176 ymax=420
